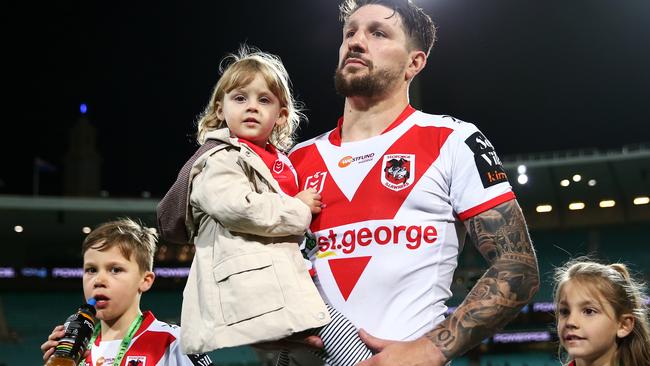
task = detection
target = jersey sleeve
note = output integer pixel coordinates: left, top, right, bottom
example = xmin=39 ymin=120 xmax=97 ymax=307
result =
xmin=448 ymin=123 xmax=515 ymax=221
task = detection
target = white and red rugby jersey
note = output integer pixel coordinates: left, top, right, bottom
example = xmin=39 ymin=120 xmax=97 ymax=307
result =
xmin=289 ymin=105 xmax=515 ymax=341
xmin=84 ymin=311 xmax=213 ymax=366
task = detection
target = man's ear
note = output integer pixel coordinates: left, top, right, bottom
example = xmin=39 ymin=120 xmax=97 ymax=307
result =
xmin=405 ymin=50 xmax=427 ymax=81
xmin=139 ymin=271 xmax=155 ymax=293
xmin=276 ymin=107 xmax=289 ymax=126
xmin=617 ymin=313 xmax=635 ymax=338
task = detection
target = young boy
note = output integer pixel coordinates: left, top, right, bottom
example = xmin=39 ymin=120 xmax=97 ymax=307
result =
xmin=40 ymin=218 xmax=213 ymax=366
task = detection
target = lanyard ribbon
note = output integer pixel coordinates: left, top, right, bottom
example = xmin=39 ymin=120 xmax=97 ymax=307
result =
xmin=85 ymin=314 xmax=144 ymax=366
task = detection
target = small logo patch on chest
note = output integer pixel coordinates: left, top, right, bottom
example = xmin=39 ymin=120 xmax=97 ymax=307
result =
xmin=304 ymin=171 xmax=328 ymax=193
xmin=272 ymin=159 xmax=284 ymax=174
xmin=381 ymin=154 xmax=415 ymax=191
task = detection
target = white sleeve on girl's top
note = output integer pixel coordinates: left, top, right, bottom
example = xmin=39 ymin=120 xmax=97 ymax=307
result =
xmin=447 ymin=122 xmax=515 ymax=221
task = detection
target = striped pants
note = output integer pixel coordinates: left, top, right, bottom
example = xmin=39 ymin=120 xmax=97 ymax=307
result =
xmin=276 ymin=304 xmax=373 ymax=366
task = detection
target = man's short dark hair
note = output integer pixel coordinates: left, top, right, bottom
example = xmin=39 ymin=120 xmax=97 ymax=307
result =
xmin=339 ymin=0 xmax=436 ymax=56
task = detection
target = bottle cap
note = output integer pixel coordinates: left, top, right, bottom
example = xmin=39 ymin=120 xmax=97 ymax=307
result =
xmin=86 ymin=298 xmax=96 ymax=306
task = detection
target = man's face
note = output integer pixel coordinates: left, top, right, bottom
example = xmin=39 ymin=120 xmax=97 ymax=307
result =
xmin=335 ymin=4 xmax=411 ymax=98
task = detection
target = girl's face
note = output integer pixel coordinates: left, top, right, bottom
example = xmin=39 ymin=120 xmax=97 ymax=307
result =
xmin=217 ymin=73 xmax=287 ymax=148
xmin=557 ymin=280 xmax=633 ymax=365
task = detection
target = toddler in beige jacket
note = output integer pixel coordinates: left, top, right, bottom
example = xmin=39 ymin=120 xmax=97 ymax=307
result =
xmin=161 ymin=46 xmax=372 ymax=366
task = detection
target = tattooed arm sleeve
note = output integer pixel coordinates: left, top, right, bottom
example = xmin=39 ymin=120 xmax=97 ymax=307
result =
xmin=425 ymin=199 xmax=540 ymax=360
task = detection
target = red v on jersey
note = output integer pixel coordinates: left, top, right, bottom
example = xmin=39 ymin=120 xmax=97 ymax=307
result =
xmin=328 ymin=256 xmax=372 ymax=301
xmin=294 ymin=124 xmax=453 ymax=232
xmin=291 ymin=110 xmax=515 ymax=337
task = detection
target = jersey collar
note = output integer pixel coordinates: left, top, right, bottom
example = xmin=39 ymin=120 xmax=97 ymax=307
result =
xmin=328 ymin=104 xmax=416 ymax=146
xmin=238 ymin=138 xmax=279 ymax=168
xmin=93 ymin=310 xmax=155 ymax=345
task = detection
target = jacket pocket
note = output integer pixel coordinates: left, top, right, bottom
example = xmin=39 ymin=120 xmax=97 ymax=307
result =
xmin=213 ymin=253 xmax=285 ymax=325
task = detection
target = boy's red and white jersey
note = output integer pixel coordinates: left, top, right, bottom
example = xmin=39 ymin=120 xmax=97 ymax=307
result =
xmin=289 ymin=106 xmax=515 ymax=341
xmin=85 ymin=311 xmax=212 ymax=366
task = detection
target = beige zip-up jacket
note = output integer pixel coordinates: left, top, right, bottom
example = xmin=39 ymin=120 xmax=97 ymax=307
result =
xmin=180 ymin=128 xmax=331 ymax=354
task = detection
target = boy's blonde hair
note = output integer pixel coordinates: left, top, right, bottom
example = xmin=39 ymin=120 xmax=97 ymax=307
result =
xmin=81 ymin=218 xmax=157 ymax=273
xmin=554 ymin=258 xmax=650 ymax=365
xmin=196 ymin=45 xmax=305 ymax=151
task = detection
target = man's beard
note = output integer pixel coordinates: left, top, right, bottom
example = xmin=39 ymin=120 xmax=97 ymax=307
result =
xmin=334 ymin=65 xmax=402 ymax=98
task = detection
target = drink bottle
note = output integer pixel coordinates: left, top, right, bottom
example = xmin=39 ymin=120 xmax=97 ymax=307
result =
xmin=46 ymin=298 xmax=97 ymax=366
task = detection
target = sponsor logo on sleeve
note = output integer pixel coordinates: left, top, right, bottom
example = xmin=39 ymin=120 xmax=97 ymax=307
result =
xmin=464 ymin=131 xmax=508 ymax=188
xmin=381 ymin=154 xmax=415 ymax=191
xmin=304 ymin=171 xmax=328 ymax=193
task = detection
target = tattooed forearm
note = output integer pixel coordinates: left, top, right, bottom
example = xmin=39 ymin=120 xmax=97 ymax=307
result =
xmin=426 ymin=199 xmax=540 ymax=359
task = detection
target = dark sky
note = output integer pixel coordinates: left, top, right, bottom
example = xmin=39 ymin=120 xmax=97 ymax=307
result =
xmin=3 ymin=1 xmax=650 ymax=197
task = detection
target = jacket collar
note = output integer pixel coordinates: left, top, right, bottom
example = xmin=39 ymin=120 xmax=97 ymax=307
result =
xmin=204 ymin=127 xmax=237 ymax=145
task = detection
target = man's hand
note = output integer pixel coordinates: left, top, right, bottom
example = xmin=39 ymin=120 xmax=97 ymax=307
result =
xmin=252 ymin=332 xmax=324 ymax=351
xmin=357 ymin=329 xmax=447 ymax=366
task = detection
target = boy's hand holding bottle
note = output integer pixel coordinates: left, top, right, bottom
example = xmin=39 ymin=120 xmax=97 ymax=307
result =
xmin=42 ymin=298 xmax=97 ymax=365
